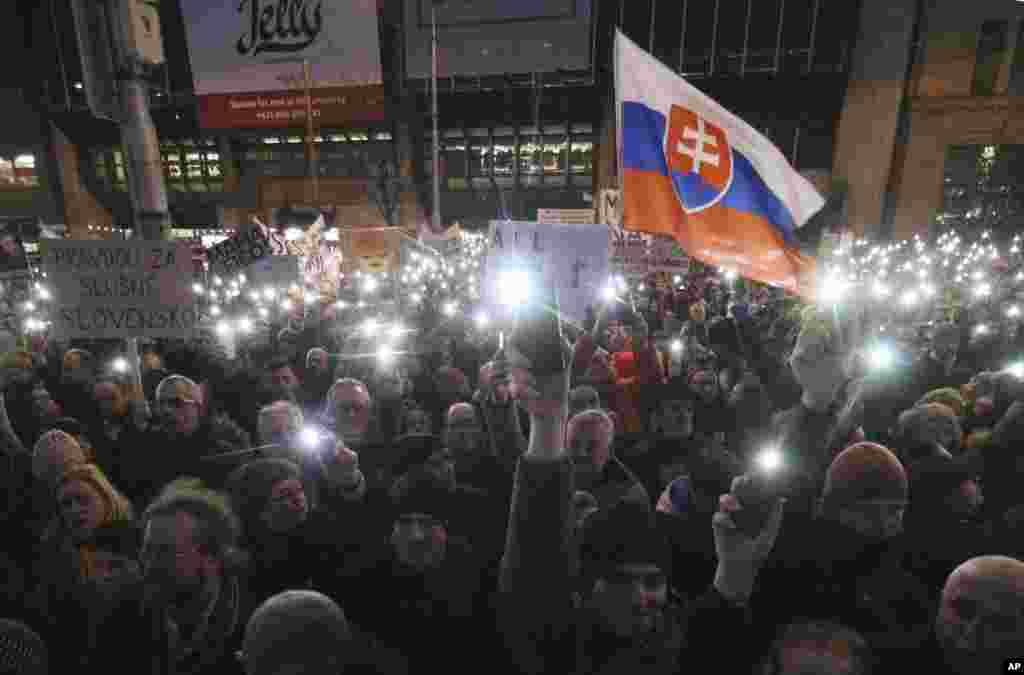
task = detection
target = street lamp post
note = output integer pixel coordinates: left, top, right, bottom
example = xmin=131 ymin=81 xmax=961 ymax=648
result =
xmin=431 ymin=2 xmax=442 ymax=233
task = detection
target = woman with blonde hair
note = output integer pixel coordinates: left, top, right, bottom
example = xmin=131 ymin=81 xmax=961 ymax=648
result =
xmin=27 ymin=464 xmax=136 ymax=670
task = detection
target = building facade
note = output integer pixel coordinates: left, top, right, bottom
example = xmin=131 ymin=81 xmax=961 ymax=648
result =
xmin=8 ymin=0 xmax=868 ymax=241
xmin=834 ymin=0 xmax=1024 ymax=240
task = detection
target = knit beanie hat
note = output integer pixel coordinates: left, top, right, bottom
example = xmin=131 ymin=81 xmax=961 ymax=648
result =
xmin=32 ymin=430 xmax=87 ymax=485
xmin=579 ymin=500 xmax=667 ymax=582
xmin=59 ymin=464 xmax=134 ymax=524
xmin=0 ymin=619 xmax=47 ymax=675
xmin=390 ymin=433 xmax=443 ymax=479
xmin=227 ymin=458 xmax=302 ymax=527
xmin=917 ymin=388 xmax=965 ymax=418
xmin=389 ymin=473 xmax=454 ymax=525
xmin=964 ymin=429 xmax=993 ymax=453
xmin=822 ymin=442 xmax=908 ymax=509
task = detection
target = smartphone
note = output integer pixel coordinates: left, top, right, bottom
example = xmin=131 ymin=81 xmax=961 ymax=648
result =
xmin=509 ymin=280 xmax=566 ymax=376
xmin=730 ymin=449 xmax=789 ymax=536
xmin=730 ymin=472 xmax=782 ymax=536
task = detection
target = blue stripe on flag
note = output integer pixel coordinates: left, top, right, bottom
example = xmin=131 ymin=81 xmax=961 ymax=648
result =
xmin=621 ymin=102 xmax=668 ymax=176
xmin=622 ymin=101 xmax=799 ymax=244
xmin=721 ymin=151 xmax=798 ymax=245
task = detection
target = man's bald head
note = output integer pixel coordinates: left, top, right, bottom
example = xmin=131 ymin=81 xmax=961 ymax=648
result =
xmin=446 ymin=402 xmax=478 ymax=427
xmin=937 ymin=556 xmax=1024 ymax=674
xmin=243 ymin=591 xmax=352 ymax=675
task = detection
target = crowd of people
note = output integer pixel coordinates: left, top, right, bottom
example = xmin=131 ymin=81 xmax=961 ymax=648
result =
xmin=0 ymin=280 xmax=1023 ymax=675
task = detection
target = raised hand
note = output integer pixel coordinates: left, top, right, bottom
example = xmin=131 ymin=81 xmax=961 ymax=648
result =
xmin=712 ymin=475 xmax=785 ymax=603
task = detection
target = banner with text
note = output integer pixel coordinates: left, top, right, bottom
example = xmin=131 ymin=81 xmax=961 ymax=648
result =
xmin=611 ymin=228 xmax=690 ymax=276
xmin=179 ymin=0 xmax=384 ymax=128
xmin=207 ymin=223 xmax=271 ymax=277
xmin=42 ymin=241 xmax=197 ymax=339
xmin=482 ymin=220 xmax=610 ymax=325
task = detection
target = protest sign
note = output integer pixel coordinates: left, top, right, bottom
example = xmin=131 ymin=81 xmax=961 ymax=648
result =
xmin=611 ymin=228 xmax=689 ymax=277
xmin=41 ymin=241 xmax=197 ymax=339
xmin=536 ymin=209 xmax=596 ymax=225
xmin=482 ymin=220 xmax=610 ymax=325
xmin=207 ymin=223 xmax=270 ymax=276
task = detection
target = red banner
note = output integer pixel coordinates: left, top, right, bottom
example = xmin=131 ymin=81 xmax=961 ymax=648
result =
xmin=198 ymin=85 xmax=386 ymax=130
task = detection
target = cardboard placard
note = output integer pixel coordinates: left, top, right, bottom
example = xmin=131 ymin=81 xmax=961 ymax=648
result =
xmin=207 ymin=224 xmax=271 ymax=276
xmin=42 ymin=241 xmax=197 ymax=338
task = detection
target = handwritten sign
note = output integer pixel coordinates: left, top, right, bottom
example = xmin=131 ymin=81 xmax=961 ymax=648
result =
xmin=207 ymin=223 xmax=270 ymax=276
xmin=611 ymin=227 xmax=689 ymax=276
xmin=536 ymin=209 xmax=596 ymax=225
xmin=482 ymin=220 xmax=610 ymax=325
xmin=41 ymin=241 xmax=197 ymax=338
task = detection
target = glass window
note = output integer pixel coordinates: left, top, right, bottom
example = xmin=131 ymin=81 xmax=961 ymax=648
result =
xmin=94 ymin=151 xmax=107 ymax=178
xmin=810 ymin=0 xmax=855 ymax=73
xmin=519 ymin=126 xmax=542 ymax=187
xmin=941 ymin=145 xmax=1024 ymax=230
xmin=468 ymin=129 xmax=491 ymax=186
xmin=374 ymin=131 xmax=392 ymax=141
xmin=681 ymin=0 xmax=716 ymax=76
xmin=652 ymin=0 xmax=684 ymax=68
xmin=781 ymin=0 xmax=814 ymax=74
xmin=493 ymin=128 xmax=515 ymax=187
xmin=570 ymin=135 xmax=594 ymax=177
xmin=442 ymin=135 xmax=467 ymax=190
xmin=974 ymin=20 xmax=1010 ymax=96
xmin=423 ymin=141 xmax=434 ymax=175
xmin=542 ymin=128 xmax=567 ymax=182
xmin=164 ymin=152 xmax=183 ymax=179
xmin=349 ymin=132 xmax=369 ymax=142
xmin=286 ymin=136 xmax=303 ymax=144
xmin=715 ymin=0 xmax=748 ymax=75
xmin=328 ymin=134 xmax=347 ymax=143
xmin=747 ymin=0 xmax=785 ymax=73
xmin=263 ymin=137 xmax=282 ymax=144
xmin=1009 ymin=21 xmax=1024 ymax=96
xmin=185 ymin=152 xmax=203 ymax=180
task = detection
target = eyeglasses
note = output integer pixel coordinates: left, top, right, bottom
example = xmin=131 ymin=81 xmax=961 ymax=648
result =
xmin=158 ymin=397 xmax=197 ymax=410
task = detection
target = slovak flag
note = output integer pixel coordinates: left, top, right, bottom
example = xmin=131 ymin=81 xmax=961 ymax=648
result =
xmin=615 ymin=30 xmax=824 ymax=296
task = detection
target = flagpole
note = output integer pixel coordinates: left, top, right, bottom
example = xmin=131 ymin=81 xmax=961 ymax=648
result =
xmin=431 ymin=3 xmax=442 ymax=233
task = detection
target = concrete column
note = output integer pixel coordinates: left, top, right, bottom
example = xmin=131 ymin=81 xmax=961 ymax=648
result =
xmin=51 ymin=124 xmax=112 ymax=239
xmin=831 ymin=0 xmax=918 ymax=237
xmin=891 ymin=110 xmax=946 ymax=239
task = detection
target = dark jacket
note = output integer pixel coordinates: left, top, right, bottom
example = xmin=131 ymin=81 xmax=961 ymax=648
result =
xmin=342 ymin=536 xmax=490 ymax=675
xmin=751 ymin=515 xmax=935 ymax=671
xmin=89 ymin=576 xmax=245 ymax=675
xmin=498 ymin=457 xmax=684 ymax=675
xmin=116 ymin=415 xmax=251 ymax=508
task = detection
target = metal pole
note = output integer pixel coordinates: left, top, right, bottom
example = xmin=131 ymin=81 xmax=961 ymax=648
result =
xmin=304 ymin=60 xmax=319 ymax=206
xmin=806 ymin=0 xmax=821 ymax=74
xmin=119 ymin=76 xmax=169 ymax=239
xmin=678 ymin=0 xmax=689 ymax=72
xmin=649 ymin=0 xmax=657 ymax=52
xmin=740 ymin=0 xmax=753 ymax=76
xmin=431 ymin=4 xmax=442 ymax=232
xmin=709 ymin=0 xmax=720 ymax=76
xmin=774 ymin=0 xmax=786 ymax=74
